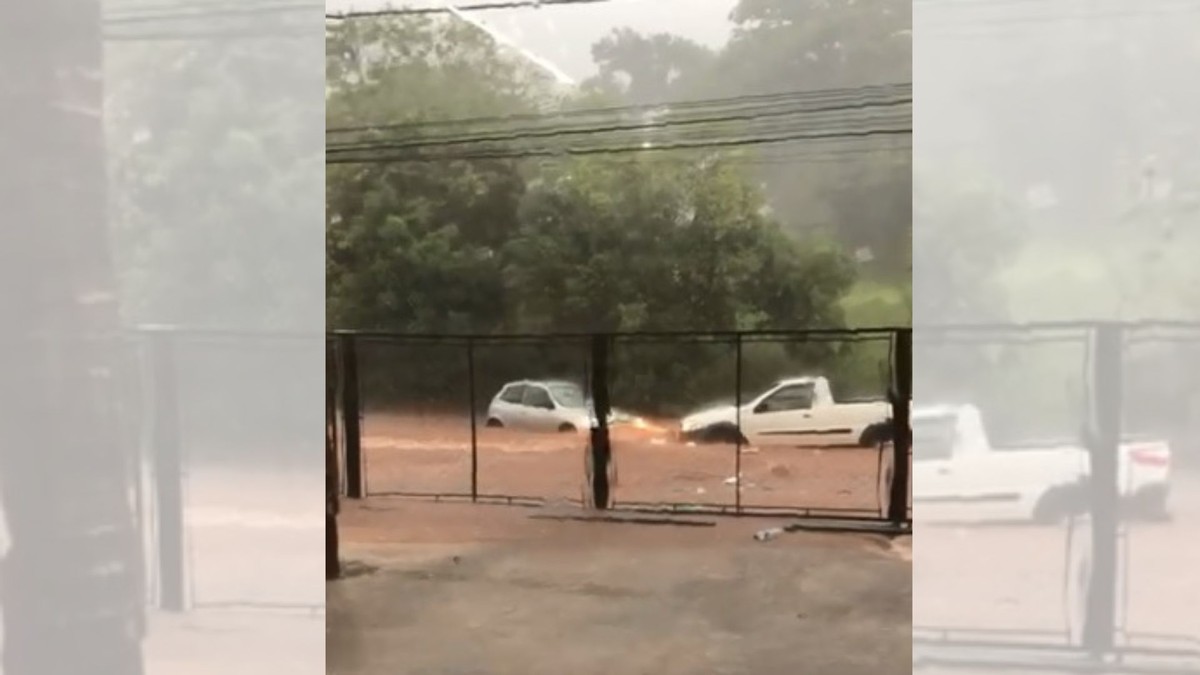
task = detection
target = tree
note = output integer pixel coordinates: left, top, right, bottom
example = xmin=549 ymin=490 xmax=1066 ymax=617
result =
xmin=505 ymin=156 xmax=853 ymax=334
xmin=586 ymin=28 xmax=715 ymax=105
xmin=920 ymin=5 xmax=1200 ymax=318
xmin=323 ymin=17 xmax=869 ymax=410
xmin=107 ymin=35 xmax=323 ymax=330
xmin=504 ymin=155 xmax=860 ymax=412
xmin=721 ymin=0 xmax=911 ymax=93
xmin=912 ymin=162 xmax=1023 ymax=324
xmin=580 ymin=0 xmax=913 ymax=289
xmin=326 ymin=16 xmax=551 ymax=334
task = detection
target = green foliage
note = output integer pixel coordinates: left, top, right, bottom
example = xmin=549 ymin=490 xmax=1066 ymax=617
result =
xmin=107 ymin=38 xmax=323 ymax=330
xmin=504 ymin=157 xmax=853 ymax=333
xmin=581 ymin=0 xmax=912 ymax=282
xmin=913 ymin=161 xmax=1023 ymax=323
xmin=587 ymin=28 xmax=716 ymax=105
xmin=324 ymin=16 xmax=889 ymax=412
xmin=103 ymin=34 xmax=325 ymax=449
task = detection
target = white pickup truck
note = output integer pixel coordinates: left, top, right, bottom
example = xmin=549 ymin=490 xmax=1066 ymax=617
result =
xmin=911 ymin=404 xmax=1172 ymax=524
xmin=678 ymin=376 xmax=893 ymax=448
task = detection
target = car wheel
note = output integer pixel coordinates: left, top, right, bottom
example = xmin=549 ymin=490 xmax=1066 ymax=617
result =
xmin=697 ymin=423 xmax=746 ymax=445
xmin=1033 ymin=486 xmax=1082 ymax=525
xmin=858 ymin=422 xmax=892 ymax=448
xmin=558 ymin=423 xmax=576 ymax=433
xmin=486 ymin=418 xmax=504 ymax=428
xmin=1127 ymin=485 xmax=1171 ymax=522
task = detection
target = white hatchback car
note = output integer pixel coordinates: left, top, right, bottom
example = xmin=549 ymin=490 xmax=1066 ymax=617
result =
xmin=485 ymin=380 xmax=613 ymax=433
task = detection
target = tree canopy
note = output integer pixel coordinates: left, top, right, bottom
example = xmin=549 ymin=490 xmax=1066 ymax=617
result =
xmin=323 ymin=13 xmax=892 ymax=409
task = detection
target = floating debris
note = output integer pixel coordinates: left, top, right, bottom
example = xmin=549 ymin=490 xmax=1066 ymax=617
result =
xmin=754 ymin=527 xmax=784 ymax=542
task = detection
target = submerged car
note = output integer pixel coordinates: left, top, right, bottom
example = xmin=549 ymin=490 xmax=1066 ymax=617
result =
xmin=485 ymin=380 xmax=632 ymax=433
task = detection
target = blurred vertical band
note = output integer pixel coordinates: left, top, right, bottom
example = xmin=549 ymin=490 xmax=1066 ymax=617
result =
xmin=0 ymin=0 xmax=145 ymax=672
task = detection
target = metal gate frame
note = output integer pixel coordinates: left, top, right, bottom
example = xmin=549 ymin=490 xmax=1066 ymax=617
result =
xmin=328 ymin=327 xmax=914 ymax=532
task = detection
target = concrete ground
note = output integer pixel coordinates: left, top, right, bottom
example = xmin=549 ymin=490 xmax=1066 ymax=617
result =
xmin=328 ymin=500 xmax=911 ymax=675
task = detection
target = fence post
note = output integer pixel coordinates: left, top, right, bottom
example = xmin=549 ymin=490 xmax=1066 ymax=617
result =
xmin=589 ymin=335 xmax=612 ymax=510
xmin=887 ymin=329 xmax=912 ymax=527
xmin=734 ymin=335 xmax=743 ymax=515
xmin=467 ymin=338 xmax=478 ymax=503
xmin=339 ymin=335 xmax=364 ymax=499
xmin=1083 ymin=322 xmax=1122 ymax=655
xmin=148 ymin=331 xmax=185 ymax=611
xmin=326 ymin=339 xmax=341 ymax=580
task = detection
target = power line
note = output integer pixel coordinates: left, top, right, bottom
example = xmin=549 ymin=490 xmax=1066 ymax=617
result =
xmin=326 ymin=127 xmax=914 ymax=164
xmin=327 ymin=98 xmax=912 ymax=154
xmin=326 ymin=83 xmax=914 ymax=136
xmin=326 ymin=0 xmax=619 ymax=20
xmin=544 ymin=144 xmax=914 ymax=168
xmin=329 ymin=114 xmax=914 ymax=158
xmin=104 ymin=1 xmax=318 ymax=24
xmin=100 ymin=1 xmax=318 ymax=41
xmin=103 ymin=27 xmax=310 ymax=41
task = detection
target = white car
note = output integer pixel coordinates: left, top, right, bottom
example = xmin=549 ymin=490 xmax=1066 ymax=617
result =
xmin=679 ymin=375 xmax=893 ymax=448
xmin=910 ymin=403 xmax=1171 ymax=524
xmin=485 ymin=380 xmax=629 ymax=433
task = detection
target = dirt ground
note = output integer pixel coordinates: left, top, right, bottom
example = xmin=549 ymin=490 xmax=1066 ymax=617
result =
xmin=360 ymin=412 xmax=900 ymax=516
xmin=329 ymin=499 xmax=912 ymax=675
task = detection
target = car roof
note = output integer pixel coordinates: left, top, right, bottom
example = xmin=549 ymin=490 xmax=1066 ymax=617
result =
xmin=502 ymin=379 xmax=579 ymax=389
xmin=775 ymin=376 xmax=820 ymax=387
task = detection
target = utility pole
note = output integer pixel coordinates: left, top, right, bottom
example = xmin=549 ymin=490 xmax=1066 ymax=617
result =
xmin=0 ymin=0 xmax=146 ymax=672
xmin=587 ymin=335 xmax=613 ymax=509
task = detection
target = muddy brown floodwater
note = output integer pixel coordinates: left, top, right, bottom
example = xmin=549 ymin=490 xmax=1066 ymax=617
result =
xmin=359 ymin=412 xmax=903 ymax=516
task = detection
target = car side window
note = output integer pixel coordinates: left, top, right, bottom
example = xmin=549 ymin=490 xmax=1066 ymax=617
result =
xmin=522 ymin=386 xmax=555 ymax=410
xmin=500 ymin=385 xmax=526 ymax=404
xmin=759 ymin=384 xmax=814 ymax=413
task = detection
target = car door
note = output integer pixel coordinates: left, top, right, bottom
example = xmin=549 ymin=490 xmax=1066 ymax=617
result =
xmin=915 ymin=431 xmax=1036 ymax=522
xmin=493 ymin=384 xmax=527 ymax=427
xmin=742 ymin=383 xmax=817 ymax=446
xmin=521 ymin=384 xmax=558 ymax=431
xmin=910 ymin=414 xmax=966 ymax=520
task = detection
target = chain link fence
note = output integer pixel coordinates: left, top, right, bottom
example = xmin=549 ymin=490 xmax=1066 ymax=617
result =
xmin=330 ymin=329 xmax=913 ymax=526
xmin=913 ymin=321 xmax=1200 ymax=672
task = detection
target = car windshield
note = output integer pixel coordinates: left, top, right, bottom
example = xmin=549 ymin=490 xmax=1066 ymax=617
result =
xmin=912 ymin=414 xmax=956 ymax=462
xmin=548 ymin=384 xmax=585 ymax=409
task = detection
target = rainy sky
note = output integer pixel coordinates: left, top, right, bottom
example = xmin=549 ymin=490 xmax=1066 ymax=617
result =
xmin=325 ymin=0 xmax=741 ymax=81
